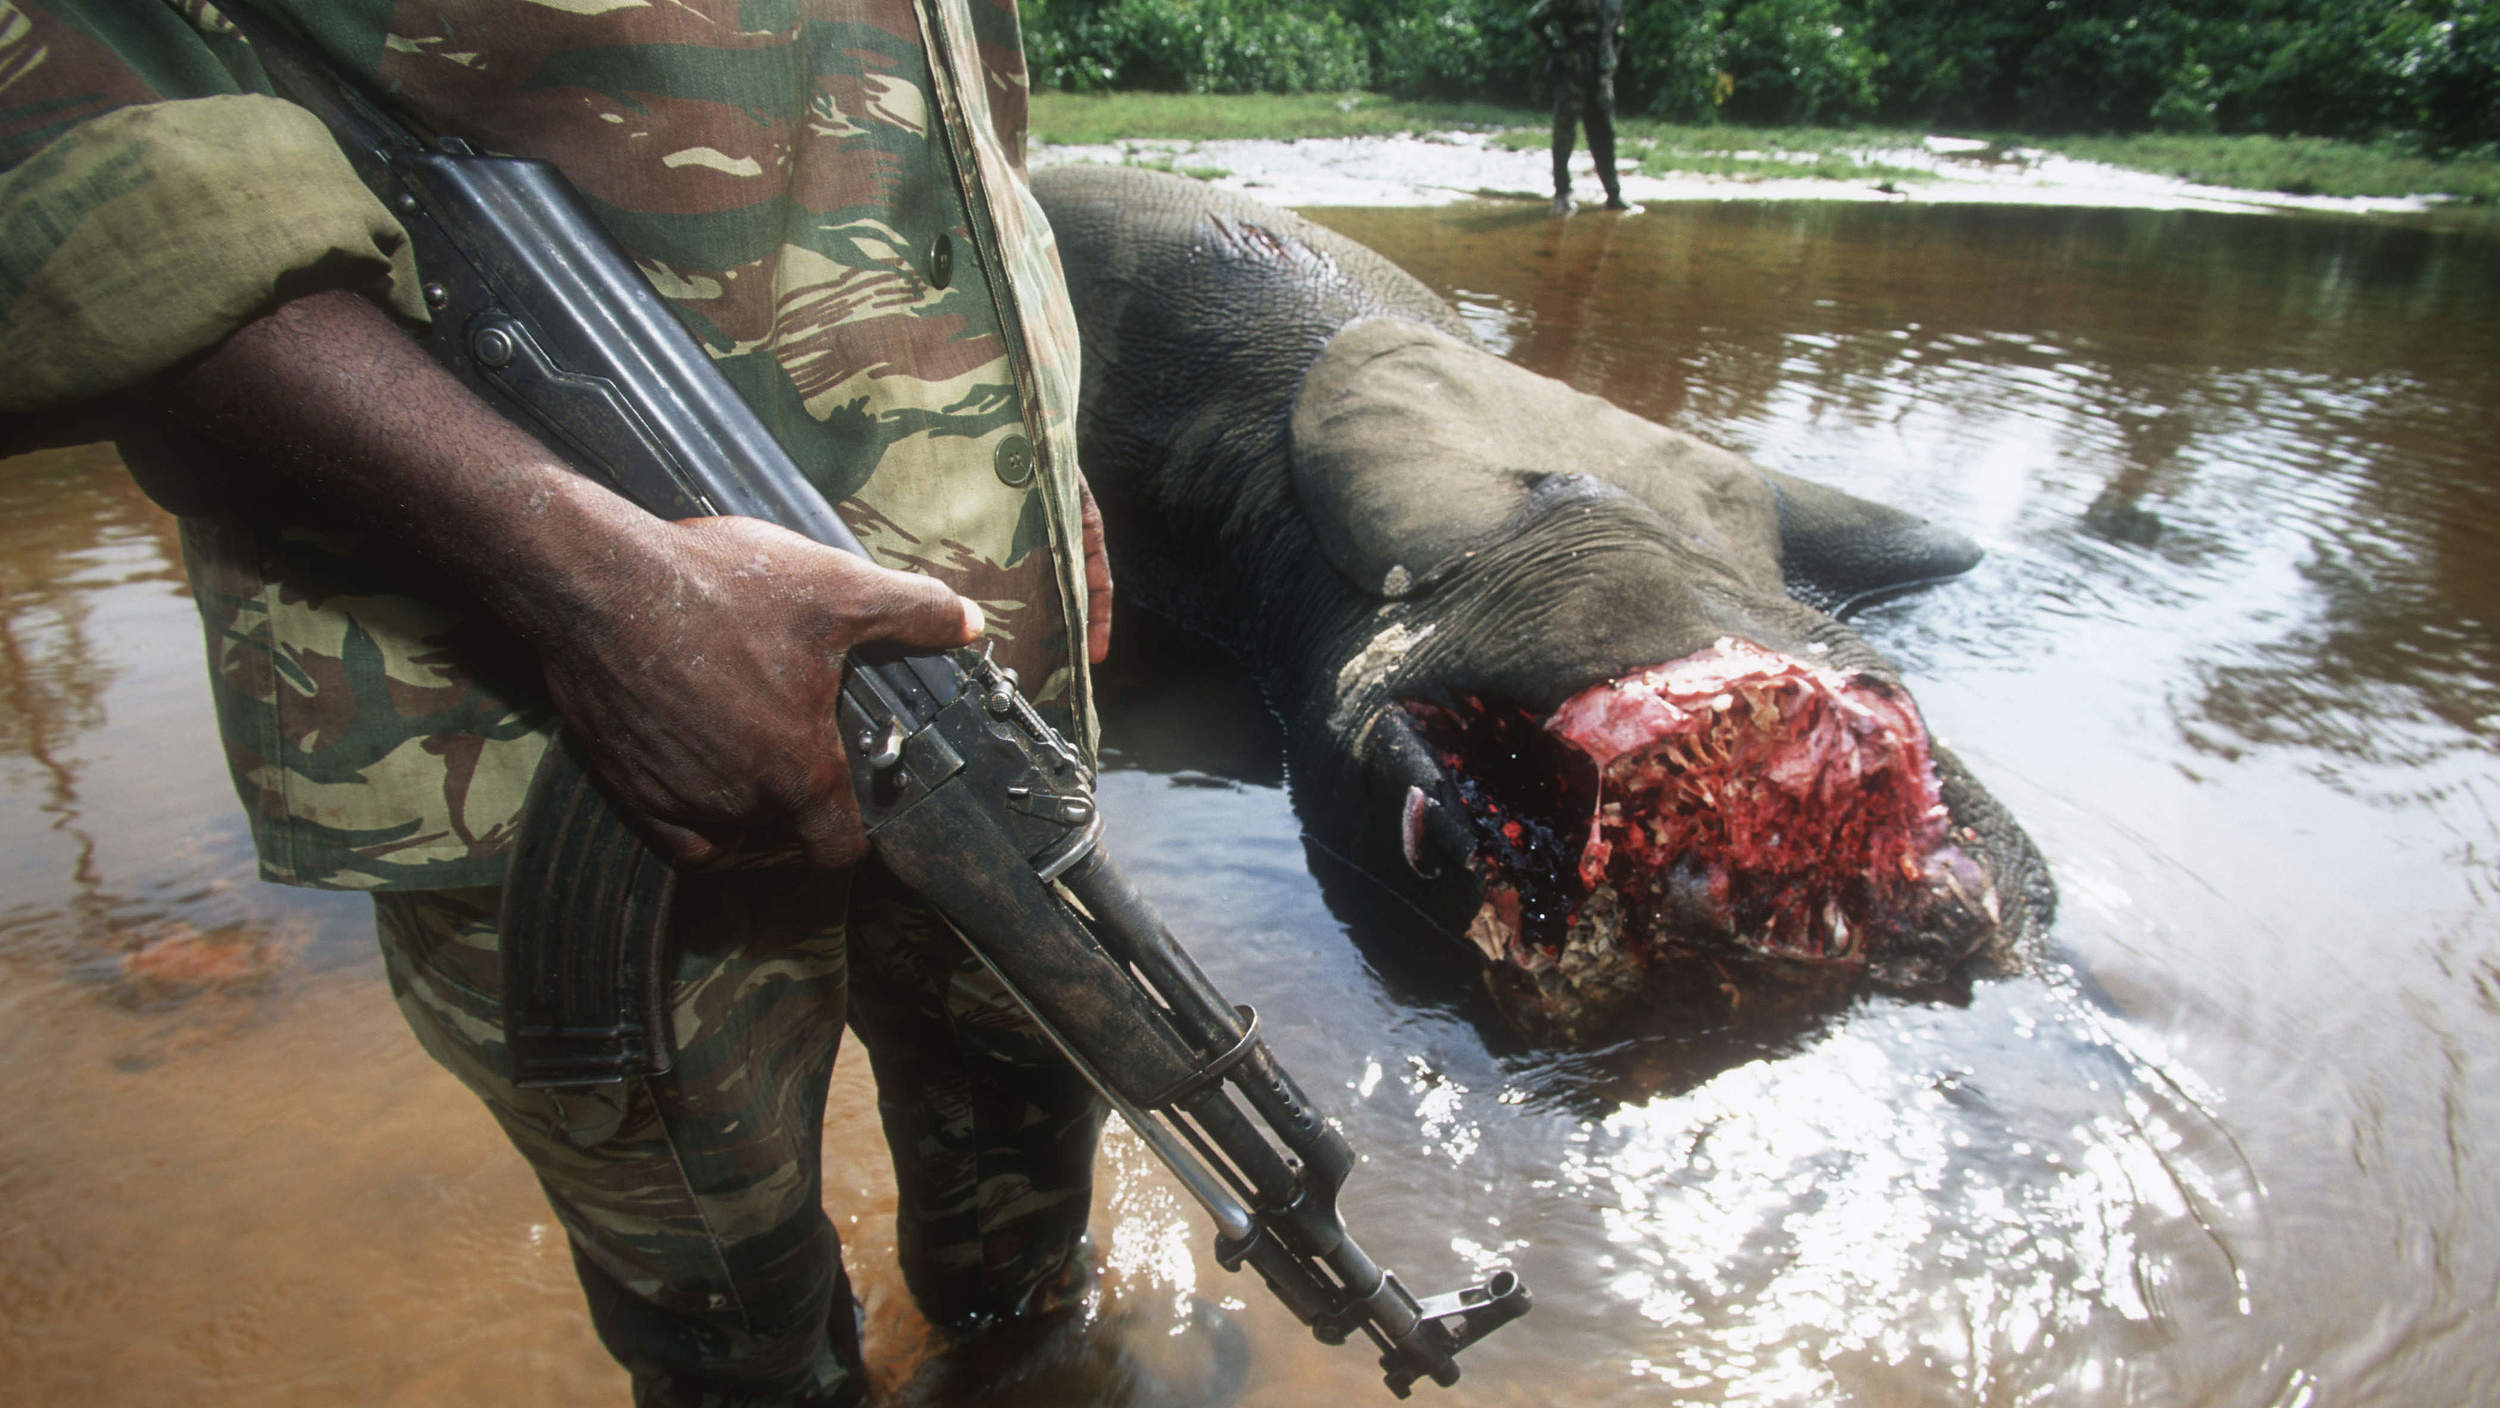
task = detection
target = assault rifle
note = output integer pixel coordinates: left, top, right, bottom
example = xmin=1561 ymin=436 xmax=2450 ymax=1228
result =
xmin=230 ymin=7 xmax=1527 ymax=1395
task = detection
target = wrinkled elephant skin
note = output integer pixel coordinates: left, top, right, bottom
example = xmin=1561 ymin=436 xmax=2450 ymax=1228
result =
xmin=1037 ymin=166 xmax=2054 ymax=1041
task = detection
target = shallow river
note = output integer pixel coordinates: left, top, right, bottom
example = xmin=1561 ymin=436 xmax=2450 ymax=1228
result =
xmin=4 ymin=198 xmax=2496 ymax=1406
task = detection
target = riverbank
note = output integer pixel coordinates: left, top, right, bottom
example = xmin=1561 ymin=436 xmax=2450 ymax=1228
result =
xmin=1027 ymin=93 xmax=2496 ymax=216
xmin=1031 ymin=128 xmax=2458 ymax=216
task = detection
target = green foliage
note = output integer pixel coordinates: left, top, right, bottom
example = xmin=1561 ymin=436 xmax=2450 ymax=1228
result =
xmin=1364 ymin=7 xmax=1497 ymax=100
xmin=2219 ymin=5 xmax=2410 ymax=138
xmin=1025 ymin=0 xmax=1370 ymax=95
xmin=2410 ymin=3 xmax=2500 ymax=152
xmin=1717 ymin=0 xmax=1880 ymax=124
xmin=1029 ymin=90 xmax=1530 ymax=144
xmin=1352 ymin=0 xmax=1536 ymax=101
xmin=1852 ymin=0 xmax=2028 ymax=127
xmin=1022 ymin=0 xmax=2500 ymax=151
xmin=1850 ymin=0 xmax=2500 ymax=149
xmin=2151 ymin=62 xmax=2222 ymax=134
xmin=2053 ymin=131 xmax=2500 ymax=203
xmin=1028 ymin=91 xmax=2500 ymax=201
xmin=2011 ymin=7 xmax=2203 ymax=133
xmin=1619 ymin=0 xmax=1733 ymax=121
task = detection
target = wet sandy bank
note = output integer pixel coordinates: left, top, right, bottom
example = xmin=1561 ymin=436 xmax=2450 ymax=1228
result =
xmin=1031 ymin=129 xmax=2445 ymax=217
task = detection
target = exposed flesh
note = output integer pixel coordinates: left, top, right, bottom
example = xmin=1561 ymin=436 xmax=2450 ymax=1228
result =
xmin=1406 ymin=638 xmax=1966 ymax=975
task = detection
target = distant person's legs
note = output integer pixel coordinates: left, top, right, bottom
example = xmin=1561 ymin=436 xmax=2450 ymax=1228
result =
xmin=1585 ymin=73 xmax=1629 ymax=210
xmin=1549 ymin=78 xmax=1580 ymax=213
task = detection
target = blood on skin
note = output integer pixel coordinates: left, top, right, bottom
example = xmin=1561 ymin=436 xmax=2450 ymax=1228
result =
xmin=1405 ymin=637 xmax=1952 ymax=970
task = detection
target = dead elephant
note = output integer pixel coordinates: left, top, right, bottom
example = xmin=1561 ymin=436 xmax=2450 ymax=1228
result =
xmin=1035 ymin=165 xmax=2054 ymax=1041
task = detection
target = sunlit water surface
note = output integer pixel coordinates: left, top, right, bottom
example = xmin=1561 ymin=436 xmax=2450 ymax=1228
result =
xmin=4 ymin=200 xmax=2495 ymax=1406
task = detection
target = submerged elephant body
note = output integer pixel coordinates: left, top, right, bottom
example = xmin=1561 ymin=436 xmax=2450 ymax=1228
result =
xmin=1035 ymin=166 xmax=2051 ymax=1038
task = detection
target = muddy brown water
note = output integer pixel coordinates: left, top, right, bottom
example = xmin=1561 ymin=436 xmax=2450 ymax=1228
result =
xmin=5 ymin=199 xmax=2496 ymax=1406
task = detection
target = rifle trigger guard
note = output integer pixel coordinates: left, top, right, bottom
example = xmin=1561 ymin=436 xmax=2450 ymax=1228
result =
xmin=1143 ymin=1004 xmax=1261 ymax=1110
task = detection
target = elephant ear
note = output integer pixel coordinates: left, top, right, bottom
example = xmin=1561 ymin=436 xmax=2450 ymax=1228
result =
xmin=1762 ymin=468 xmax=1985 ymax=616
xmin=1289 ymin=319 xmax=1784 ymax=600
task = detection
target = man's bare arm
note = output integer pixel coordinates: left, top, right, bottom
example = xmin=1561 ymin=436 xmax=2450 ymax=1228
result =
xmin=151 ymin=286 xmax=982 ymax=869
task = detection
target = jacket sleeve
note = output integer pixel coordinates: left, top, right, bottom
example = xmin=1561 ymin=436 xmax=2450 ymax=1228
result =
xmin=0 ymin=2 xmax=421 ymax=415
xmin=1526 ymin=0 xmax=1560 ymax=49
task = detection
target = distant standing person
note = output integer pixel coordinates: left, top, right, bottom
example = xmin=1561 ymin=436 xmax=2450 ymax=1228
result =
xmin=1530 ymin=0 xmax=1632 ymax=213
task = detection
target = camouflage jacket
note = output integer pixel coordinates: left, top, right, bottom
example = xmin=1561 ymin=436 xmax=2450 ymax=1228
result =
xmin=1526 ymin=0 xmax=1623 ymax=72
xmin=0 ymin=0 xmax=1094 ymax=889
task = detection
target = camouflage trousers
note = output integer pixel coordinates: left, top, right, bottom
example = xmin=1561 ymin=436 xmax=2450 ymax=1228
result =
xmin=1548 ymin=51 xmax=1622 ymax=203
xmin=373 ymin=861 xmax=1106 ymax=1408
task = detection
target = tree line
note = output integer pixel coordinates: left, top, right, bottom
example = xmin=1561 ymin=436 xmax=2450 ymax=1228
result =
xmin=1023 ymin=0 xmax=2500 ymax=152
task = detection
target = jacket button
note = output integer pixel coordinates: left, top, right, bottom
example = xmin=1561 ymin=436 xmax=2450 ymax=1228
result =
xmin=993 ymin=434 xmax=1034 ymax=486
xmin=930 ymin=232 xmax=954 ymax=289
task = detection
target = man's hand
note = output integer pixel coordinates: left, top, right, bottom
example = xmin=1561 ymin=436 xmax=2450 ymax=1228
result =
xmin=163 ymin=288 xmax=990 ymax=868
xmin=536 ymin=514 xmax=981 ymax=868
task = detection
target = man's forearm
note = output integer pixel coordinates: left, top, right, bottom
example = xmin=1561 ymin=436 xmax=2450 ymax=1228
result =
xmin=159 ymin=287 xmax=666 ymax=650
xmin=143 ymin=286 xmax=981 ymax=868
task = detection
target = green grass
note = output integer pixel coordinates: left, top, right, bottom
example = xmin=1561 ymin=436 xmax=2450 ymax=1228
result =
xmin=1116 ymin=149 xmax=1233 ymax=181
xmin=1032 ymin=90 xmax=2496 ymax=203
xmin=1030 ymin=90 xmax=1526 ymax=145
xmin=1492 ymin=121 xmax=1939 ymax=186
xmin=2030 ymin=132 xmax=2500 ymax=205
xmin=1032 ymin=94 xmax=1936 ymax=186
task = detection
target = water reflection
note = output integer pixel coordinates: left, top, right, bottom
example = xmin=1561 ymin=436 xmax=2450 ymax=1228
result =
xmin=0 ymin=445 xmax=165 ymax=942
xmin=0 ymin=445 xmax=372 ymax=1000
xmin=1545 ymin=988 xmax=2263 ymax=1404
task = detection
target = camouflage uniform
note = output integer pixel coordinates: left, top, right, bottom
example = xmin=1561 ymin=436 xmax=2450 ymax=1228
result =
xmin=0 ymin=2 xmax=1103 ymax=1402
xmin=1527 ymin=0 xmax=1627 ymax=210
